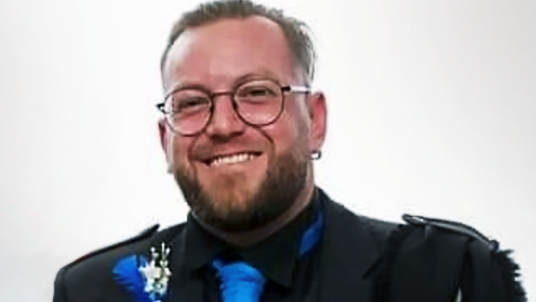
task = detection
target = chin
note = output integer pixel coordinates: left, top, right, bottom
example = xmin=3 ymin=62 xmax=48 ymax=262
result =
xmin=201 ymin=174 xmax=263 ymax=216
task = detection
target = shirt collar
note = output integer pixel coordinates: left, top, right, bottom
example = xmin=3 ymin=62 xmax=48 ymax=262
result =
xmin=182 ymin=213 xmax=226 ymax=273
xmin=181 ymin=189 xmax=320 ymax=288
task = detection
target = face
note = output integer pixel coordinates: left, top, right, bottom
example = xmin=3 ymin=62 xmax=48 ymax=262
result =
xmin=160 ymin=16 xmax=326 ymax=232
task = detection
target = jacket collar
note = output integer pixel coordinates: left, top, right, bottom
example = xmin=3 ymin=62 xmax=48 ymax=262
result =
xmin=313 ymin=189 xmax=391 ymax=302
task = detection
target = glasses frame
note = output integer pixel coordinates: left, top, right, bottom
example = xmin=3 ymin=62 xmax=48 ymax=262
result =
xmin=156 ymin=79 xmax=310 ymax=136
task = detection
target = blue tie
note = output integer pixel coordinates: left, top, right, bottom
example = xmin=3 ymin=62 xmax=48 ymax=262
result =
xmin=212 ymin=212 xmax=324 ymax=302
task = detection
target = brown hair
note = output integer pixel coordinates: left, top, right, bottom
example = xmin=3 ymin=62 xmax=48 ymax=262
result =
xmin=160 ymin=0 xmax=316 ymax=83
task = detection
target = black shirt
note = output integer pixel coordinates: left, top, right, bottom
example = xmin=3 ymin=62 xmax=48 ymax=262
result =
xmin=180 ymin=192 xmax=321 ymax=302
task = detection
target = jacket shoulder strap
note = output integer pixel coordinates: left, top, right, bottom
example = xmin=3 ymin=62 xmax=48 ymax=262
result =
xmin=402 ymin=214 xmax=498 ymax=250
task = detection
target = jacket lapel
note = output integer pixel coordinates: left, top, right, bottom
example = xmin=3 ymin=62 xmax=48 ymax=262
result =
xmin=315 ymin=194 xmax=391 ymax=302
xmin=164 ymin=225 xmax=205 ymax=302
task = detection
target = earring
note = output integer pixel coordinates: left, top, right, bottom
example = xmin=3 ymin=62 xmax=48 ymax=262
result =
xmin=311 ymin=150 xmax=322 ymax=160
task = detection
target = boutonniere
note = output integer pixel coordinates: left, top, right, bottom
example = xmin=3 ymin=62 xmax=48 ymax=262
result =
xmin=113 ymin=243 xmax=172 ymax=302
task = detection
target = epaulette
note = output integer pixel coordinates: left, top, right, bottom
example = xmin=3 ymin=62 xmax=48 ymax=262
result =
xmin=69 ymin=224 xmax=160 ymax=266
xmin=402 ymin=214 xmax=499 ymax=251
xmin=401 ymin=214 xmax=527 ymax=301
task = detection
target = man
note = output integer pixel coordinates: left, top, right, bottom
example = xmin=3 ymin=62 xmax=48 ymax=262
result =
xmin=53 ymin=1 xmax=526 ymax=301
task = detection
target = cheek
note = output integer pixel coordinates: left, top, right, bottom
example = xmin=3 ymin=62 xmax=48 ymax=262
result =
xmin=263 ymin=107 xmax=310 ymax=155
xmin=169 ymin=136 xmax=195 ymax=168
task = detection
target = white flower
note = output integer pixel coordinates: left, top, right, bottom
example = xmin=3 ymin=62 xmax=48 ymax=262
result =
xmin=138 ymin=243 xmax=172 ymax=300
xmin=139 ymin=262 xmax=159 ymax=279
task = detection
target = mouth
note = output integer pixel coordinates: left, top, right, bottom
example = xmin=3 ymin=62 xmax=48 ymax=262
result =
xmin=202 ymin=151 xmax=262 ymax=167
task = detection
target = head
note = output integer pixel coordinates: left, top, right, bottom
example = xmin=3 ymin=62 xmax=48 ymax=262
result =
xmin=158 ymin=0 xmax=327 ymax=232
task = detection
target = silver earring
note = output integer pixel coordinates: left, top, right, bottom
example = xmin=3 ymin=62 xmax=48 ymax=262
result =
xmin=311 ymin=150 xmax=322 ymax=160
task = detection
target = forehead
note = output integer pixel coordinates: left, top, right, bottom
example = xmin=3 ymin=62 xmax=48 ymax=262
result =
xmin=163 ymin=16 xmax=296 ymax=91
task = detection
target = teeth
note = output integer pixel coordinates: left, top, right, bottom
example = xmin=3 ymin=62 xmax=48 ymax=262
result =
xmin=210 ymin=153 xmax=255 ymax=166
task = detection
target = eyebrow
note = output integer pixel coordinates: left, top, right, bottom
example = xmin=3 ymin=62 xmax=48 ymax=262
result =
xmin=165 ymin=69 xmax=283 ymax=96
xmin=233 ymin=70 xmax=281 ymax=85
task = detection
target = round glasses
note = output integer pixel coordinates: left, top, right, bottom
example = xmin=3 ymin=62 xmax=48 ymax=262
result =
xmin=156 ymin=78 xmax=310 ymax=136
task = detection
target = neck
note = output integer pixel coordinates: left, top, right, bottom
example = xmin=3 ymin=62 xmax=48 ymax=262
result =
xmin=198 ymin=180 xmax=316 ymax=248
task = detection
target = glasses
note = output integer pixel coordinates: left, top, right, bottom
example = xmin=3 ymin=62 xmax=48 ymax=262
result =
xmin=156 ymin=78 xmax=310 ymax=136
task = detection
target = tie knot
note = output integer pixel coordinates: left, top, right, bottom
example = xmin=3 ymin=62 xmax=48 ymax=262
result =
xmin=212 ymin=259 xmax=266 ymax=302
xmin=211 ymin=211 xmax=324 ymax=302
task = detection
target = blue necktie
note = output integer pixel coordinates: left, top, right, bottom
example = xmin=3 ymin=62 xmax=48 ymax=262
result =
xmin=212 ymin=212 xmax=324 ymax=302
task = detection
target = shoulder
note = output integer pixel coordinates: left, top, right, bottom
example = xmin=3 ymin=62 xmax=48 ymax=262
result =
xmin=319 ymin=189 xmax=502 ymax=256
xmin=63 ymin=223 xmax=185 ymax=274
xmin=399 ymin=214 xmax=499 ymax=252
xmin=377 ymin=214 xmax=526 ymax=301
xmin=53 ymin=223 xmax=185 ymax=301
xmin=391 ymin=213 xmax=507 ymax=265
xmin=319 ymin=190 xmax=399 ymax=249
xmin=402 ymin=214 xmax=494 ymax=244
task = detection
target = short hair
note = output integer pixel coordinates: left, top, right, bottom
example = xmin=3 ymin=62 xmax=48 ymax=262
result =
xmin=160 ymin=0 xmax=316 ymax=83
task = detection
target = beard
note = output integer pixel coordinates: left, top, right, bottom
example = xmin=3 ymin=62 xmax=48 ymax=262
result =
xmin=173 ymin=148 xmax=310 ymax=232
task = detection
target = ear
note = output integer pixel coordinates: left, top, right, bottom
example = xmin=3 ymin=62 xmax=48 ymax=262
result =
xmin=307 ymin=92 xmax=327 ymax=153
xmin=158 ymin=118 xmax=173 ymax=173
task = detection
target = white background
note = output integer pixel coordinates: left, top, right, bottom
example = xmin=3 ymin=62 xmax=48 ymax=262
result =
xmin=0 ymin=0 xmax=534 ymax=300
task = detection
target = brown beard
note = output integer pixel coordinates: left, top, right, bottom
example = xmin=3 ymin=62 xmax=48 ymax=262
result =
xmin=173 ymin=148 xmax=309 ymax=232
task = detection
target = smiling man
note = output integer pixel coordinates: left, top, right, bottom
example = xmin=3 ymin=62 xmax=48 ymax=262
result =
xmin=158 ymin=13 xmax=324 ymax=245
xmin=53 ymin=1 xmax=525 ymax=302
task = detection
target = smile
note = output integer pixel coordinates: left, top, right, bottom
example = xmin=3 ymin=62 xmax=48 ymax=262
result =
xmin=205 ymin=152 xmax=261 ymax=167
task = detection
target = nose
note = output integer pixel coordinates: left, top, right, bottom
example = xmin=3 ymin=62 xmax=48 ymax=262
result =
xmin=204 ymin=93 xmax=246 ymax=139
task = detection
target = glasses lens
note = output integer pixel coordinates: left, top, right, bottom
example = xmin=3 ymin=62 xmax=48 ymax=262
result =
xmin=165 ymin=89 xmax=211 ymax=134
xmin=234 ymin=79 xmax=283 ymax=125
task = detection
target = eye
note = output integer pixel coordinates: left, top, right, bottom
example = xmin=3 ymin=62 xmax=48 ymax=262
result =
xmin=172 ymin=96 xmax=210 ymax=113
xmin=250 ymin=87 xmax=275 ymax=97
xmin=238 ymin=85 xmax=278 ymax=99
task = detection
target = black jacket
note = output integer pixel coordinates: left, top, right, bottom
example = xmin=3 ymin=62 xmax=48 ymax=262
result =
xmin=53 ymin=190 xmax=526 ymax=302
